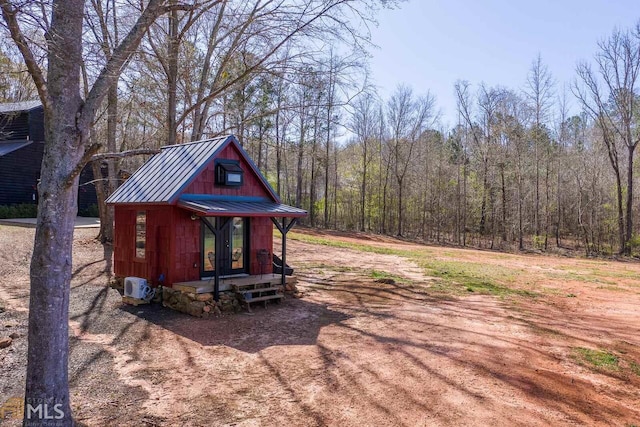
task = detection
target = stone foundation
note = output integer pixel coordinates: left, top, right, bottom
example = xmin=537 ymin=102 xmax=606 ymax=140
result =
xmin=110 ymin=276 xmax=125 ymax=295
xmin=115 ymin=276 xmax=302 ymax=317
xmin=162 ymin=287 xmax=240 ymax=318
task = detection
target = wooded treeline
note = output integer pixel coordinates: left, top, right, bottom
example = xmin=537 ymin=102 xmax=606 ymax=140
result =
xmin=1 ymin=6 xmax=639 ymax=256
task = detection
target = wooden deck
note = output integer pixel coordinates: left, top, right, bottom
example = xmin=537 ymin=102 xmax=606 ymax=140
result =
xmin=172 ymin=274 xmax=297 ymax=294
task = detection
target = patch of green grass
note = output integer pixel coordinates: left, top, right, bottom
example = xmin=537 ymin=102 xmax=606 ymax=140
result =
xmin=467 ymin=281 xmax=537 ymax=297
xmin=369 ymin=270 xmax=405 ymax=282
xmin=548 ymin=263 xmax=640 ymax=284
xmin=300 ymin=263 xmax=358 ymax=273
xmin=289 ymin=231 xmax=539 ymax=298
xmin=288 ymin=232 xmax=403 ymax=256
xmin=630 ymin=361 xmax=640 ymax=376
xmin=545 ymin=270 xmax=613 ymax=284
xmin=573 ymin=347 xmax=619 ymax=370
xmin=418 ymin=258 xmax=535 ymax=298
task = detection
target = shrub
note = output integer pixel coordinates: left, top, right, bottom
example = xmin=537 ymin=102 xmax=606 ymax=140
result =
xmin=532 ymin=234 xmax=546 ymax=250
xmin=626 ymin=234 xmax=640 ymax=256
xmin=79 ymin=204 xmax=100 ymax=218
xmin=0 ymin=203 xmax=38 ymax=219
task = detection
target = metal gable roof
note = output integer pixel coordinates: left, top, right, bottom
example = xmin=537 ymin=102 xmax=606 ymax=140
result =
xmin=106 ymin=135 xmax=280 ymax=205
xmin=0 ymin=101 xmax=42 ymax=113
xmin=0 ymin=140 xmax=33 ymax=156
xmin=178 ymin=197 xmax=307 ymax=218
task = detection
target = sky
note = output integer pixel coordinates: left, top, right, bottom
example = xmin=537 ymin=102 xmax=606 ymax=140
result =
xmin=367 ymin=0 xmax=640 ymax=128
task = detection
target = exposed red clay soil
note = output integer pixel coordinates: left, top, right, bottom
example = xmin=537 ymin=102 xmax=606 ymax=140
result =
xmin=1 ymin=225 xmax=639 ymax=426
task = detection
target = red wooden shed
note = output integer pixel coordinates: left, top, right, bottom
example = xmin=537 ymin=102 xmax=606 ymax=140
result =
xmin=106 ymin=135 xmax=306 ymax=302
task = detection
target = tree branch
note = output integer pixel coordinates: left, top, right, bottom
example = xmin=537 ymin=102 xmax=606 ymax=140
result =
xmin=91 ymin=148 xmax=160 ymax=161
xmin=0 ymin=0 xmax=50 ymax=110
xmin=80 ymin=0 xmax=171 ymax=130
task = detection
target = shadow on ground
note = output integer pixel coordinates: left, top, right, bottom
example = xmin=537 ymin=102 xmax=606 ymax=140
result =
xmin=120 ymin=297 xmax=351 ymax=353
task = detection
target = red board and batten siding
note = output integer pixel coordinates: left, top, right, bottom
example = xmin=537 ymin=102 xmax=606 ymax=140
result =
xmin=249 ymin=217 xmax=273 ymax=275
xmin=113 ymin=142 xmax=275 ymax=287
xmin=114 ymin=205 xmax=174 ymax=284
xmin=170 ymin=206 xmax=201 ymax=284
xmin=169 ymin=209 xmax=274 ymax=284
xmin=183 ymin=143 xmax=274 ymax=199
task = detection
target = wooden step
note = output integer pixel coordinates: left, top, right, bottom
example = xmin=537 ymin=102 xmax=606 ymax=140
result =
xmin=239 ymin=292 xmax=284 ymax=311
xmin=242 ymin=294 xmax=284 ymax=303
xmin=235 ymin=286 xmax=281 ymax=294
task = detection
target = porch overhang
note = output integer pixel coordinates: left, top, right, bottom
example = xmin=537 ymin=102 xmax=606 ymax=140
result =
xmin=177 ymin=195 xmax=307 ymax=218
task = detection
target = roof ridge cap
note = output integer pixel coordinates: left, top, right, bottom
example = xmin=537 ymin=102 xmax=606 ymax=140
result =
xmin=161 ymin=135 xmax=231 ymax=150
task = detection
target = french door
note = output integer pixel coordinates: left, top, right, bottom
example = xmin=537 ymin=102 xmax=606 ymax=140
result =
xmin=201 ymin=217 xmax=248 ymax=278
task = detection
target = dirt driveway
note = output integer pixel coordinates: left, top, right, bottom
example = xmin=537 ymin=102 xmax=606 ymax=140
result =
xmin=1 ymin=226 xmax=639 ymax=426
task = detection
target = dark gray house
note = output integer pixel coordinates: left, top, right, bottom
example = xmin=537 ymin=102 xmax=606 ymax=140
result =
xmin=0 ymin=101 xmax=97 ymax=213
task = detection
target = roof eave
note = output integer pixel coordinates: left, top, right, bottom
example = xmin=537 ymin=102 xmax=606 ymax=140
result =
xmin=178 ymin=204 xmax=307 ymax=218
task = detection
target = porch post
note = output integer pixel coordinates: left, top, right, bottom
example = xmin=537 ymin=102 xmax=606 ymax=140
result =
xmin=271 ymin=217 xmax=298 ymax=287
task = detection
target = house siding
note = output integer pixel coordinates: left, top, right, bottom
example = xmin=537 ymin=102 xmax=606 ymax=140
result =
xmin=170 ymin=206 xmax=201 ymax=284
xmin=249 ymin=216 xmax=274 ymax=275
xmin=0 ymin=104 xmax=97 ymax=210
xmin=0 ymin=142 xmax=43 ymax=205
xmin=183 ymin=143 xmax=272 ymax=199
xmin=114 ymin=205 xmax=174 ymax=285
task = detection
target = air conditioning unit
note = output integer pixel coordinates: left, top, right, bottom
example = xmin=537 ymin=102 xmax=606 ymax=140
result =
xmin=124 ymin=277 xmax=148 ymax=299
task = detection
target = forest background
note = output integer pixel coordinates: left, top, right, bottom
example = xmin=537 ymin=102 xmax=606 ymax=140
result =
xmin=2 ymin=1 xmax=640 ymax=257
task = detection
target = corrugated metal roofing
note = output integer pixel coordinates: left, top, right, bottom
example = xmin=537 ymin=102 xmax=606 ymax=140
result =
xmin=0 ymin=101 xmax=42 ymax=113
xmin=0 ymin=140 xmax=33 ymax=156
xmin=178 ymin=198 xmax=307 ymax=217
xmin=107 ymin=136 xmax=231 ymax=204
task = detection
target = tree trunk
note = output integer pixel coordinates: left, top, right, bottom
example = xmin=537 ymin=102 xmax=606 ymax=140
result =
xmin=333 ymin=142 xmax=338 ymax=229
xmin=500 ymin=164 xmax=507 ymax=242
xmin=97 ymin=84 xmax=118 ymax=243
xmin=615 ymin=170 xmax=625 ymax=254
xmin=381 ymin=159 xmax=389 ymax=234
xmin=463 ymin=160 xmax=467 ymax=246
xmin=360 ymin=140 xmax=367 ymax=232
xmin=625 ymin=145 xmax=635 ymax=255
xmin=24 ymin=2 xmax=85 ymax=424
xmin=167 ymin=8 xmax=179 ymax=145
xmin=309 ymin=119 xmax=318 ymax=226
xmin=534 ymin=135 xmax=540 ymax=236
xmin=295 ymin=127 xmax=304 ymax=208
xmin=556 ymin=153 xmax=562 ymax=248
xmin=397 ymin=177 xmax=403 ymax=236
xmin=324 ymin=127 xmax=331 ymax=228
xmin=456 ymin=162 xmax=461 ymax=244
xmin=518 ymin=165 xmax=524 ymax=251
xmin=479 ymin=158 xmax=488 ymax=234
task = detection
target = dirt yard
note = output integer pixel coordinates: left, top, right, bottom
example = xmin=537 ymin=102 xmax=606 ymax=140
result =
xmin=1 ymin=225 xmax=639 ymax=426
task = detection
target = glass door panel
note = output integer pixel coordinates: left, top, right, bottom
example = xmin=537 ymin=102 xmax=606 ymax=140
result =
xmin=201 ymin=217 xmax=247 ymax=278
xmin=202 ymin=218 xmax=216 ymax=274
xmin=231 ymin=218 xmax=244 ymax=271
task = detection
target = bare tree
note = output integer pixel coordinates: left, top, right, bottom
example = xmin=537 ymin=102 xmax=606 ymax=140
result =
xmin=455 ymin=81 xmax=502 ymax=237
xmin=1 ymin=0 xmax=176 ymax=423
xmin=575 ymin=24 xmax=640 ymax=254
xmin=351 ymin=91 xmax=380 ymax=231
xmin=386 ymin=84 xmax=436 ymax=236
xmin=525 ymin=54 xmax=555 ymax=237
